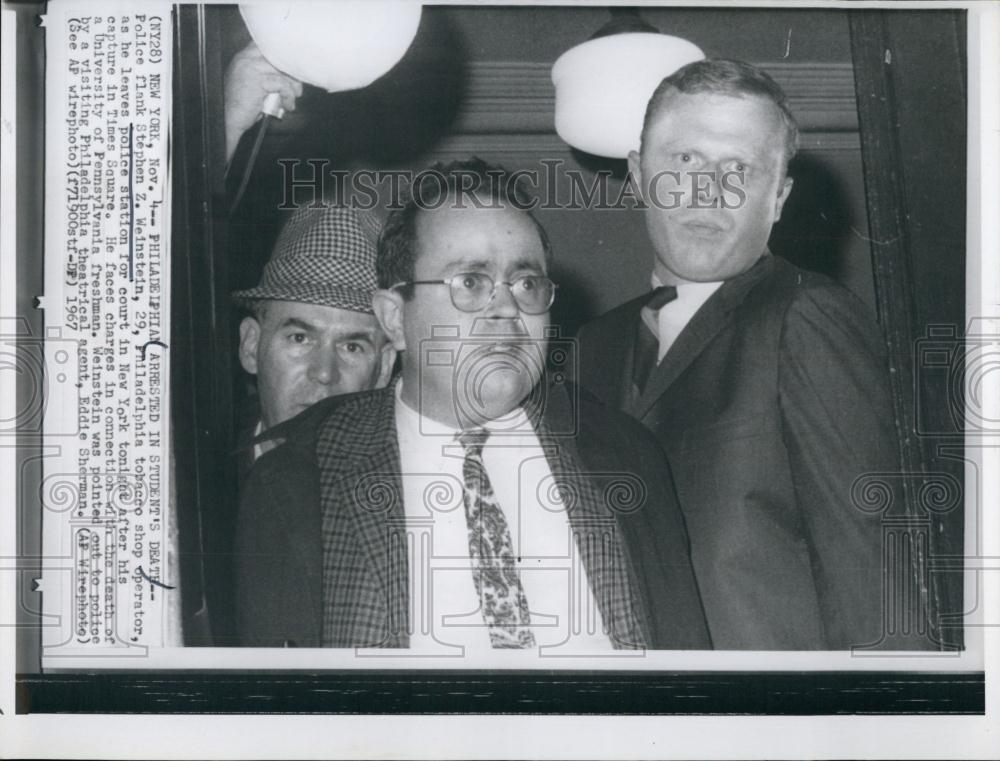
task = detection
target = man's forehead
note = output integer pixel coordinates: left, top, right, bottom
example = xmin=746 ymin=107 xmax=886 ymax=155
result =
xmin=264 ymin=300 xmax=379 ymax=329
xmin=415 ymin=199 xmax=537 ymax=233
xmin=414 ymin=202 xmax=546 ymax=268
xmin=644 ymin=91 xmax=787 ymax=157
xmin=651 ymin=90 xmax=783 ymax=128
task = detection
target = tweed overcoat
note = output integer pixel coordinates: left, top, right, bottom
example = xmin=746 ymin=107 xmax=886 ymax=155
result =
xmin=235 ymin=381 xmax=711 ymax=649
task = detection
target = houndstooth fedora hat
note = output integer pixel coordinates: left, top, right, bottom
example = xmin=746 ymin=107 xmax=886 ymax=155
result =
xmin=232 ymin=205 xmax=382 ymax=314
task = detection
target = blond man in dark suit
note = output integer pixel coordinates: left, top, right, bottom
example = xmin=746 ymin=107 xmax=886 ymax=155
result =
xmin=576 ymin=59 xmax=898 ymax=650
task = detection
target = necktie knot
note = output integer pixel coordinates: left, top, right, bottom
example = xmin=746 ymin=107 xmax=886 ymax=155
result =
xmin=457 ymin=428 xmax=490 ymax=457
xmin=646 ymin=284 xmax=678 ymax=311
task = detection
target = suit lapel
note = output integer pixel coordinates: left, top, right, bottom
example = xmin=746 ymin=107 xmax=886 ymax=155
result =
xmin=581 ymin=295 xmax=645 ymax=410
xmin=635 ymin=255 xmax=775 ymax=421
xmin=232 ymin=396 xmax=261 ymax=485
xmin=318 ymin=386 xmax=409 ymax=646
xmin=536 ymin=388 xmax=649 ymax=648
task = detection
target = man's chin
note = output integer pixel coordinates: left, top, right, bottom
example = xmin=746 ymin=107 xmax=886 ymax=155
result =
xmin=276 ymin=399 xmax=328 ymax=425
xmin=455 ymin=369 xmax=537 ymax=427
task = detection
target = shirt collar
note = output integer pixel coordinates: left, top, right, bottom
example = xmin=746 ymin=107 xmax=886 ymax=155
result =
xmin=395 ymin=379 xmax=533 ymax=440
xmin=650 ymin=272 xmax=725 ymax=299
xmin=649 ymin=249 xmax=772 ymax=293
xmin=252 ymin=419 xmax=280 ymax=461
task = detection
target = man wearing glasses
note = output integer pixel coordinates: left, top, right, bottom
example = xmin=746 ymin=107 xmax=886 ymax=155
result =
xmin=235 ymin=159 xmax=710 ymax=652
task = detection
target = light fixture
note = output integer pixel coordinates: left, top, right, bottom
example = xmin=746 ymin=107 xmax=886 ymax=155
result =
xmin=551 ymin=10 xmax=703 ymax=159
xmin=229 ymin=2 xmax=423 ymax=212
xmin=239 ymin=1 xmax=423 ymax=94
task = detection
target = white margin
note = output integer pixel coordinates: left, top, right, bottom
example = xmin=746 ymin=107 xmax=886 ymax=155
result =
xmin=1 ymin=0 xmax=997 ymax=758
xmin=0 ymin=4 xmax=18 ymax=721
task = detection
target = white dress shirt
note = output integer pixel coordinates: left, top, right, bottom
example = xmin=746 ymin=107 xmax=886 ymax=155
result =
xmin=641 ymin=274 xmax=724 ymax=362
xmin=394 ymin=381 xmax=613 ymax=654
xmin=251 ymin=419 xmax=280 ymax=462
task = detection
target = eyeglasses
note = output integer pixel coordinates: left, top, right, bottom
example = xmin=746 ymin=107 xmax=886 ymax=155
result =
xmin=394 ymin=272 xmax=558 ymax=315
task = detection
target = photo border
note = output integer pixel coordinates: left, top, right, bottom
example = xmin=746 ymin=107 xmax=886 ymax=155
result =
xmin=3 ymin=0 xmax=997 ymax=757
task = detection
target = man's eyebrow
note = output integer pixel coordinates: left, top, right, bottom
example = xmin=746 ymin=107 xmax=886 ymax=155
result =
xmin=653 ymin=139 xmax=690 ymax=152
xmin=277 ymin=317 xmax=318 ymax=331
xmin=336 ymin=330 xmax=378 ymax=343
xmin=442 ymin=258 xmax=493 ymax=273
xmin=442 ymin=258 xmax=544 ymax=275
xmin=510 ymin=257 xmax=545 ymax=273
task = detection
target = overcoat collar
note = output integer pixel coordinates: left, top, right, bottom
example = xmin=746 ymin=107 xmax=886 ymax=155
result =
xmin=315 ymin=381 xmax=647 ymax=648
xmin=634 ymin=253 xmax=775 ymax=420
xmin=316 ymin=384 xmax=409 ymax=646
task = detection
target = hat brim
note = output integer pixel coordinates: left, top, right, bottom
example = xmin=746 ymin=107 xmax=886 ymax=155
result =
xmin=232 ymin=283 xmax=374 ymax=315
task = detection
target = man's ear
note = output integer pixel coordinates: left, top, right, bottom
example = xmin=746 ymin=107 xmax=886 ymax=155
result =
xmin=372 ymin=289 xmax=407 ymax=352
xmin=374 ymin=341 xmax=397 ymax=389
xmin=238 ymin=316 xmax=261 ymax=375
xmin=772 ymin=175 xmax=794 ymax=223
xmin=627 ymin=150 xmax=645 ymax=202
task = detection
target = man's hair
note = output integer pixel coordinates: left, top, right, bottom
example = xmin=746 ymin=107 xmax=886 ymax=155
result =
xmin=377 ymin=158 xmax=552 ymax=299
xmin=641 ymin=58 xmax=799 ymax=169
xmin=246 ymin=299 xmax=270 ymax=322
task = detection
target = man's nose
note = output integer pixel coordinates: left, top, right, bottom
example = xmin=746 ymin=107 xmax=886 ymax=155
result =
xmin=692 ymin=169 xmax=723 ymax=206
xmin=481 ymin=282 xmax=521 ymax=318
xmin=308 ymin=348 xmax=341 ymax=385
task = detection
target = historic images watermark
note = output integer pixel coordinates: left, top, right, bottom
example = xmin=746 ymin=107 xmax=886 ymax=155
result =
xmin=277 ymin=158 xmax=750 ymax=213
xmin=415 ymin=321 xmax=577 ymax=438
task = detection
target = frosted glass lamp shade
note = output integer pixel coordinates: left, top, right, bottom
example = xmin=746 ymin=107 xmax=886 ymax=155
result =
xmin=552 ymin=32 xmax=704 ymax=158
xmin=239 ymin=2 xmax=422 ymax=93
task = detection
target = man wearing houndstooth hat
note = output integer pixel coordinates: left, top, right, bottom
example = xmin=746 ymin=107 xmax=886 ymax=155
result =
xmin=232 ymin=205 xmax=397 ymax=452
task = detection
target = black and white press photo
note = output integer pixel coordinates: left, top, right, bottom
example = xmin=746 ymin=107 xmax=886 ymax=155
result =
xmin=2 ymin=0 xmax=996 ymax=758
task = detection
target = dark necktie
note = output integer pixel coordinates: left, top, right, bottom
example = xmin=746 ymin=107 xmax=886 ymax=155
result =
xmin=632 ymin=285 xmax=678 ymax=395
xmin=456 ymin=428 xmax=536 ymax=648
xmin=646 ymin=284 xmax=678 ymax=310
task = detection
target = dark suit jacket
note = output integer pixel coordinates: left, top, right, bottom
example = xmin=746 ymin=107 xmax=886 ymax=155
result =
xmin=235 ymin=381 xmax=711 ymax=649
xmin=186 ymin=398 xmax=261 ymax=647
xmin=576 ymin=254 xmax=897 ymax=649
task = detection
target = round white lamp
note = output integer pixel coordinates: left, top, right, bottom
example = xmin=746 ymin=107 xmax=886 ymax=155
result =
xmin=239 ymin=1 xmax=423 ymax=94
xmin=552 ymin=16 xmax=704 ymax=159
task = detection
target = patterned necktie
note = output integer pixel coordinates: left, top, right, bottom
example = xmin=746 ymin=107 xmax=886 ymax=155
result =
xmin=456 ymin=428 xmax=536 ymax=648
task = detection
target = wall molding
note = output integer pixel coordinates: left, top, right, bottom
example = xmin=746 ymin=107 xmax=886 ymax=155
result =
xmin=423 ymin=132 xmax=860 ymax=162
xmin=452 ymin=61 xmax=858 ymax=134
